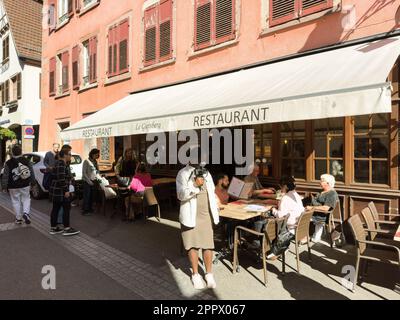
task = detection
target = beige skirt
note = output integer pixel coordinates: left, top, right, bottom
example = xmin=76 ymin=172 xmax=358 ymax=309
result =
xmin=181 ymin=188 xmax=214 ymax=250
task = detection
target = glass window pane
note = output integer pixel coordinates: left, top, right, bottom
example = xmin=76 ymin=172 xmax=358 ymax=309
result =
xmin=261 ymin=160 xmax=272 ymax=177
xmin=327 ymin=117 xmax=344 ymax=134
xmin=330 ymin=160 xmax=344 ymax=182
xmin=263 ymin=139 xmax=272 ymax=157
xmin=314 ymin=138 xmax=326 ymax=158
xmin=371 ymin=137 xmax=388 ymax=158
xmin=354 ymin=160 xmax=369 ymax=183
xmin=354 ymin=137 xmax=369 ymax=158
xmin=371 ymin=114 xmax=389 ymax=136
xmin=293 ymin=139 xmax=305 ymax=158
xmin=329 ymin=137 xmax=343 ymax=158
xmin=281 ymin=159 xmax=292 ymax=177
xmin=372 ymin=161 xmax=388 ymax=184
xmin=292 ymin=159 xmax=305 ymax=179
xmin=315 ymin=160 xmax=327 ymax=181
xmin=281 ymin=140 xmax=291 ymax=157
xmin=255 ymin=138 xmax=261 ymax=158
xmin=354 ymin=115 xmax=370 ymax=134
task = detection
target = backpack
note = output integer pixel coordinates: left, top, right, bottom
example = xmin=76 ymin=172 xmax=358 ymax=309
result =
xmin=11 ymin=160 xmax=31 ymax=182
xmin=270 ymin=217 xmax=294 ymax=256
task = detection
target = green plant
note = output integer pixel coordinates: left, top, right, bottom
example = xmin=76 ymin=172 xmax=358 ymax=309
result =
xmin=0 ymin=127 xmax=16 ymax=140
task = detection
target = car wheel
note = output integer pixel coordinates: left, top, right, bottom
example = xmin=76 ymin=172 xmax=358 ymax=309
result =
xmin=31 ymin=180 xmax=44 ymax=200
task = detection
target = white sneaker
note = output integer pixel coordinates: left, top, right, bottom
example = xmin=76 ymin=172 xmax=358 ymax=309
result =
xmin=191 ymin=274 xmax=205 ymax=290
xmin=205 ymin=273 xmax=217 ymax=289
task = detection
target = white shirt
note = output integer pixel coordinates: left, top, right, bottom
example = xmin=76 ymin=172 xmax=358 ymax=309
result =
xmin=176 ymin=165 xmax=219 ymax=228
xmin=273 ymin=190 xmax=305 ymax=234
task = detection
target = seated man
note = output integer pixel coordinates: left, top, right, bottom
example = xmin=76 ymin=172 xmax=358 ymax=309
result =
xmin=215 ymin=173 xmax=230 ymax=206
xmin=244 ymin=164 xmax=275 ymax=199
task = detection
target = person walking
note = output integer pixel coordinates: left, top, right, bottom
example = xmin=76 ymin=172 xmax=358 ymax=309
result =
xmin=1 ymin=145 xmax=35 ymax=225
xmin=176 ymin=164 xmax=220 ymax=290
xmin=43 ymin=143 xmax=60 ymax=191
xmin=82 ymin=148 xmax=100 ymax=215
xmin=49 ymin=149 xmax=80 ymax=236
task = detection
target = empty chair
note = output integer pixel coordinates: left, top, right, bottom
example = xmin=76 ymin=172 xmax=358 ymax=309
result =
xmin=347 ymin=214 xmax=400 ymax=291
xmin=368 ymin=202 xmax=400 ymax=230
xmin=292 ymin=210 xmax=314 ymax=273
xmin=142 ymin=187 xmax=161 ymax=221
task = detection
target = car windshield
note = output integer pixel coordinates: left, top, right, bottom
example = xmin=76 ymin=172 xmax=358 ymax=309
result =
xmin=70 ymin=155 xmax=82 ymax=165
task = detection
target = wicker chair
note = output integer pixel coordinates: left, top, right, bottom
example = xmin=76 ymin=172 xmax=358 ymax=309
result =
xmin=142 ymin=187 xmax=161 ymax=221
xmin=367 ymin=202 xmax=400 ymax=230
xmin=232 ymin=217 xmax=287 ymax=286
xmin=292 ymin=210 xmax=314 ymax=273
xmin=347 ymin=214 xmax=400 ymax=291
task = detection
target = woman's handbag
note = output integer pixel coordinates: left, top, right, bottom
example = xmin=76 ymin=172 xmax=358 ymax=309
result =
xmin=116 ymin=176 xmax=131 ymax=188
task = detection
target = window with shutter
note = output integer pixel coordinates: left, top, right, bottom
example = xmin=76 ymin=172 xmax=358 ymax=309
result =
xmin=68 ymin=0 xmax=74 ymax=15
xmin=49 ymin=57 xmax=56 ymax=96
xmin=75 ymin=0 xmax=81 ymax=13
xmin=17 ymin=73 xmax=21 ymax=99
xmin=61 ymin=51 xmax=69 ymax=92
xmin=301 ymin=0 xmax=333 ymax=17
xmin=215 ymin=0 xmax=235 ymax=44
xmin=0 ymin=83 xmax=3 ymax=106
xmin=144 ymin=6 xmax=158 ymax=66
xmin=107 ymin=27 xmax=113 ymax=76
xmin=89 ymin=36 xmax=97 ymax=83
xmin=118 ymin=20 xmax=129 ymax=73
xmin=195 ymin=0 xmax=212 ymax=50
xmin=269 ymin=0 xmax=299 ymax=27
xmin=72 ymin=45 xmax=79 ymax=89
xmin=4 ymin=80 xmax=9 ymax=103
xmin=48 ymin=0 xmax=56 ymax=32
xmin=2 ymin=36 xmax=9 ymax=63
xmin=159 ymin=0 xmax=172 ymax=61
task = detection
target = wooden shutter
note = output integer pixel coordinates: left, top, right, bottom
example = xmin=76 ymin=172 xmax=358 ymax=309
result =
xmin=61 ymin=51 xmax=69 ymax=92
xmin=72 ymin=45 xmax=80 ymax=89
xmin=194 ymin=0 xmax=212 ymax=50
xmin=4 ymin=80 xmax=9 ymax=103
xmin=17 ymin=73 xmax=21 ymax=99
xmin=48 ymin=0 xmax=56 ymax=32
xmin=159 ymin=0 xmax=173 ymax=61
xmin=144 ymin=5 xmax=158 ymax=66
xmin=118 ymin=19 xmax=129 ymax=73
xmin=107 ymin=27 xmax=113 ymax=76
xmin=89 ymin=36 xmax=97 ymax=83
xmin=269 ymin=0 xmax=299 ymax=27
xmin=0 ymin=83 xmax=3 ymax=106
xmin=68 ymin=0 xmax=74 ymax=16
xmin=75 ymin=0 xmax=81 ymax=13
xmin=215 ymin=0 xmax=235 ymax=44
xmin=301 ymin=0 xmax=333 ymax=17
xmin=49 ymin=57 xmax=56 ymax=96
xmin=108 ymin=26 xmax=118 ymax=77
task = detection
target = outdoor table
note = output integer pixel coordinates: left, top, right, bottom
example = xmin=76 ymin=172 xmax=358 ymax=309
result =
xmin=152 ymin=177 xmax=176 ymax=185
xmin=213 ymin=200 xmax=274 ymax=264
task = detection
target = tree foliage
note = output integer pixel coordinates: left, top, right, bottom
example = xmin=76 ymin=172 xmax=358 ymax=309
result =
xmin=0 ymin=127 xmax=16 ymax=140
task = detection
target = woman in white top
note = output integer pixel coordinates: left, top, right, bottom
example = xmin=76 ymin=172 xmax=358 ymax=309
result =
xmin=271 ymin=176 xmax=304 ymax=234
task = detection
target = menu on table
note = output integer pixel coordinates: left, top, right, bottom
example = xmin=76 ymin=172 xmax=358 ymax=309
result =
xmin=228 ymin=177 xmax=254 ymax=200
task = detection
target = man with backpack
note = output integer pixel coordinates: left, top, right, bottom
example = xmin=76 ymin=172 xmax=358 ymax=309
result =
xmin=1 ymin=145 xmax=35 ymax=225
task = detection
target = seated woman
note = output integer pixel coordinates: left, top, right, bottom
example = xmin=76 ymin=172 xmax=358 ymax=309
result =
xmin=124 ymin=176 xmax=146 ymax=222
xmin=214 ymin=173 xmax=230 ymax=206
xmin=306 ymin=174 xmax=339 ymax=243
xmin=244 ymin=164 xmax=276 ymax=199
xmin=134 ymin=163 xmax=153 ymax=187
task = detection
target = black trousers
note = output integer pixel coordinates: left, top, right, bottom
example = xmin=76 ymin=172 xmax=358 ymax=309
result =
xmin=51 ymin=197 xmax=71 ymax=228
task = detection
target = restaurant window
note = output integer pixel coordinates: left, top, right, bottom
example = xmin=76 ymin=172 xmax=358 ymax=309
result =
xmin=144 ymin=0 xmax=173 ymax=67
xmin=194 ymin=0 xmax=236 ymax=51
xmin=2 ymin=36 xmax=9 ymax=64
xmin=280 ymin=121 xmax=305 ymax=179
xmin=254 ymin=124 xmax=273 ymax=177
xmin=314 ymin=117 xmax=344 ymax=182
xmin=353 ymin=114 xmax=390 ymax=185
xmin=107 ymin=19 xmax=129 ymax=78
xmin=269 ymin=0 xmax=334 ymax=27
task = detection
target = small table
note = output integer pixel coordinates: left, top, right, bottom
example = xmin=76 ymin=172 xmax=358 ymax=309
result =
xmin=152 ymin=177 xmax=176 ymax=186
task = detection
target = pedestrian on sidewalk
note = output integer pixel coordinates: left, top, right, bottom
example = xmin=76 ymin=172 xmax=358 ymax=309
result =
xmin=1 ymin=144 xmax=35 ymax=225
xmin=43 ymin=143 xmax=60 ymax=191
xmin=49 ymin=149 xmax=80 ymax=236
xmin=82 ymin=148 xmax=100 ymax=215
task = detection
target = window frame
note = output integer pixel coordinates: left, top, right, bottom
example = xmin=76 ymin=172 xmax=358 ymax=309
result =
xmin=2 ymin=35 xmax=9 ymax=65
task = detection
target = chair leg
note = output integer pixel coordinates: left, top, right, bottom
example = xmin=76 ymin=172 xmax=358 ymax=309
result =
xmin=307 ymin=236 xmax=312 ymax=262
xmin=281 ymin=251 xmax=286 ymax=275
xmin=262 ymin=241 xmax=267 ymax=286
xmin=295 ymin=242 xmax=300 ymax=274
xmin=232 ymin=228 xmax=239 ymax=274
xmin=354 ymin=255 xmax=361 ymax=291
xmin=157 ymin=205 xmax=161 ymax=221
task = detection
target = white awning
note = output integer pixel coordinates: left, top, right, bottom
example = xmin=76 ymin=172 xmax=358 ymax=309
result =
xmin=61 ymin=36 xmax=400 ymax=141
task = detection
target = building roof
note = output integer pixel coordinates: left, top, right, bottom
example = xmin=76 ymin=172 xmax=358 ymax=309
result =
xmin=2 ymin=0 xmax=42 ymax=62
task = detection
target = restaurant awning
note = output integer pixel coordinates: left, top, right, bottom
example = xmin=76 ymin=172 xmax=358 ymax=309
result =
xmin=61 ymin=36 xmax=400 ymax=141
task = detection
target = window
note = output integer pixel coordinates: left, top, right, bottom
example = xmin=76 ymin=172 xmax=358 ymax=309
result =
xmin=57 ymin=51 xmax=69 ymax=94
xmin=10 ymin=73 xmax=21 ymax=101
xmin=269 ymin=0 xmax=334 ymax=27
xmin=2 ymin=36 xmax=9 ymax=64
xmin=48 ymin=0 xmax=56 ymax=32
xmin=107 ymin=19 xmax=129 ymax=77
xmin=280 ymin=121 xmax=306 ymax=179
xmin=143 ymin=0 xmax=173 ymax=67
xmin=254 ymin=124 xmax=273 ymax=177
xmin=80 ymin=37 xmax=97 ymax=86
xmin=49 ymin=57 xmax=56 ymax=96
xmin=58 ymin=0 xmax=72 ymax=24
xmin=314 ymin=118 xmax=344 ymax=182
xmin=353 ymin=114 xmax=390 ymax=185
xmin=194 ymin=0 xmax=236 ymax=51
xmin=72 ymin=45 xmax=80 ymax=89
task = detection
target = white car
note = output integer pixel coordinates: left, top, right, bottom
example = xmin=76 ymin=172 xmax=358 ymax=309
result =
xmin=1 ymin=151 xmax=83 ymax=199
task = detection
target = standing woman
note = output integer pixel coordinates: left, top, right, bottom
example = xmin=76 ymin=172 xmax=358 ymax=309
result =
xmin=115 ymin=148 xmax=137 ymax=178
xmin=49 ymin=149 xmax=80 ymax=236
xmin=82 ymin=148 xmax=100 ymax=215
xmin=176 ymin=164 xmax=220 ymax=290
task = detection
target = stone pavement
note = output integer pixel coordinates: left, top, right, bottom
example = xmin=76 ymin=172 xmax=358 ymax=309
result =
xmin=0 ymin=193 xmax=399 ymax=300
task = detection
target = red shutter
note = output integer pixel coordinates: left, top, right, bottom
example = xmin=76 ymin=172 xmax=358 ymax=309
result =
xmin=49 ymin=57 xmax=56 ymax=96
xmin=48 ymin=0 xmax=56 ymax=33
xmin=269 ymin=0 xmax=299 ymax=27
xmin=215 ymin=0 xmax=235 ymax=44
xmin=89 ymin=36 xmax=97 ymax=83
xmin=300 ymin=0 xmax=333 ymax=17
xmin=159 ymin=0 xmax=173 ymax=61
xmin=72 ymin=45 xmax=80 ymax=90
xmin=62 ymin=51 xmax=69 ymax=92
xmin=68 ymin=0 xmax=74 ymax=16
xmin=144 ymin=5 xmax=158 ymax=66
xmin=194 ymin=0 xmax=212 ymax=51
xmin=107 ymin=27 xmax=113 ymax=76
xmin=118 ymin=19 xmax=129 ymax=73
xmin=75 ymin=0 xmax=81 ymax=13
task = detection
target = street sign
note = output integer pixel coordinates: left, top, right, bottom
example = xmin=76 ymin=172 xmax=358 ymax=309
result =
xmin=24 ymin=135 xmax=35 ymax=139
xmin=25 ymin=127 xmax=35 ymax=135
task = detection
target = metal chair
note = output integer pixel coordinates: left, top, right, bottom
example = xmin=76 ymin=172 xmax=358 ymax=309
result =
xmin=347 ymin=214 xmax=400 ymax=291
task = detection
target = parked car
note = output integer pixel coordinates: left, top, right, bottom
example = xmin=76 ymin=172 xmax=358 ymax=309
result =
xmin=0 ymin=151 xmax=83 ymax=199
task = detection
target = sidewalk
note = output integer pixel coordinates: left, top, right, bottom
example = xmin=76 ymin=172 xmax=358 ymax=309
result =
xmin=0 ymin=193 xmax=399 ymax=300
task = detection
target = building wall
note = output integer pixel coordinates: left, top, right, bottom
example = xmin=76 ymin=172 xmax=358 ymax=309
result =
xmin=40 ymin=0 xmax=400 ymax=154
